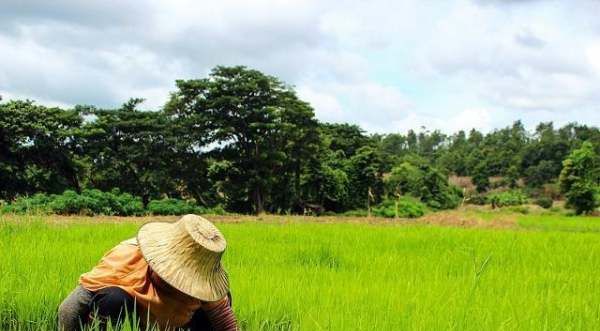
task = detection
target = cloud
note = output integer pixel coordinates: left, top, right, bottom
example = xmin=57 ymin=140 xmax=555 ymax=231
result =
xmin=0 ymin=0 xmax=599 ymax=134
xmin=417 ymin=0 xmax=600 ymax=114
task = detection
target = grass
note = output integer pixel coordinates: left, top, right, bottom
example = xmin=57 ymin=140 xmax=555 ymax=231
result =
xmin=518 ymin=214 xmax=600 ymax=232
xmin=2 ymin=212 xmax=600 ymax=330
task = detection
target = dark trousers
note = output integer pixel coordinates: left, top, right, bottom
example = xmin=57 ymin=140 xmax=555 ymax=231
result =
xmin=88 ymin=287 xmax=138 ymax=330
xmin=89 ymin=287 xmax=229 ymax=331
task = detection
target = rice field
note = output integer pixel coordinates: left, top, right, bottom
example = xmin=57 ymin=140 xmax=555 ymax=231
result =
xmin=2 ymin=212 xmax=600 ymax=330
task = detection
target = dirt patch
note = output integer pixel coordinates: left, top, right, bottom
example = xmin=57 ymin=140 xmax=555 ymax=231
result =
xmin=417 ymin=210 xmax=517 ymax=229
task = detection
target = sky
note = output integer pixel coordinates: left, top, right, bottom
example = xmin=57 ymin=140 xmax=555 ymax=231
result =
xmin=1 ymin=0 xmax=600 ymax=134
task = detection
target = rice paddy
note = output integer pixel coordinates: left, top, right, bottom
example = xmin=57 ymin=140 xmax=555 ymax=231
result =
xmin=2 ymin=212 xmax=600 ymax=330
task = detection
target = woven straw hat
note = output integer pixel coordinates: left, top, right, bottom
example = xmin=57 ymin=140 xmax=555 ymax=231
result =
xmin=137 ymin=214 xmax=229 ymax=302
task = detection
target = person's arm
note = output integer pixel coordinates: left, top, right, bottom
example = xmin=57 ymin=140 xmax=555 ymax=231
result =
xmin=58 ymin=286 xmax=94 ymax=331
xmin=200 ymin=295 xmax=238 ymax=331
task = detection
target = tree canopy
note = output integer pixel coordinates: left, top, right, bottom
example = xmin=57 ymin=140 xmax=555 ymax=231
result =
xmin=1 ymin=66 xmax=600 ymax=215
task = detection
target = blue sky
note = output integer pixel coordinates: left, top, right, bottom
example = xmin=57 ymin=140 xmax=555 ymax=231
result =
xmin=1 ymin=0 xmax=600 ymax=134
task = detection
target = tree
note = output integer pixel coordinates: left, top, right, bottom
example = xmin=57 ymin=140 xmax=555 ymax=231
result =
xmin=0 ymin=100 xmax=83 ymax=200
xmin=80 ymin=99 xmax=180 ymax=207
xmin=165 ymin=66 xmax=320 ymax=214
xmin=320 ymin=123 xmax=370 ymax=158
xmin=521 ymin=122 xmax=569 ymax=187
xmin=559 ymin=141 xmax=599 ymax=214
xmin=385 ymin=158 xmax=460 ymax=210
xmin=347 ymin=146 xmax=385 ymax=210
xmin=471 ymin=160 xmax=491 ymax=193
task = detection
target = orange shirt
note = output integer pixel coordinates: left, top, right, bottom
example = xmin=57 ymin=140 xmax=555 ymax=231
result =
xmin=79 ymin=239 xmax=202 ymax=329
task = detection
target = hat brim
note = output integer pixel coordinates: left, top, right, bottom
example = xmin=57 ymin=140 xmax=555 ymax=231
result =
xmin=137 ymin=221 xmax=229 ymax=302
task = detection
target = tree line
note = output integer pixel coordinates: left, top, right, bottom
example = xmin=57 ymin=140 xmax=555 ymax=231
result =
xmin=1 ymin=66 xmax=599 ymax=214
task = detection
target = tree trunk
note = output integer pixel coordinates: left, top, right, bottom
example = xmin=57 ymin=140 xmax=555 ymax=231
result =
xmin=253 ymin=186 xmax=264 ymax=215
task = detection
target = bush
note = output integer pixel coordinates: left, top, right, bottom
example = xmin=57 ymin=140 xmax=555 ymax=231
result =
xmin=341 ymin=209 xmax=368 ymax=217
xmin=1 ymin=190 xmax=144 ymax=216
xmin=542 ymin=182 xmax=561 ymax=200
xmin=372 ymin=196 xmax=427 ymax=219
xmin=535 ymin=197 xmax=553 ymax=209
xmin=385 ymin=161 xmax=461 ymax=210
xmin=147 ymin=198 xmax=203 ymax=216
xmin=0 ymin=193 xmax=52 ymax=214
xmin=466 ymin=193 xmax=486 ymax=205
xmin=487 ymin=190 xmax=528 ymax=208
xmin=1 ymin=190 xmax=224 ymax=216
xmin=204 ymin=204 xmax=228 ymax=215
xmin=507 ymin=206 xmax=530 ymax=214
xmin=106 ymin=190 xmax=145 ymax=216
xmin=48 ymin=190 xmax=94 ymax=215
xmin=564 ymin=182 xmax=598 ymax=215
xmin=48 ymin=189 xmax=145 ymax=216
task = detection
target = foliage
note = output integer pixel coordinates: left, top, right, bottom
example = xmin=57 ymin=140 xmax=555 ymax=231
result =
xmin=541 ymin=182 xmax=562 ymax=200
xmin=0 ymin=100 xmax=83 ymax=200
xmin=165 ymin=66 xmax=321 ymax=214
xmin=466 ymin=193 xmax=487 ymax=205
xmin=487 ymin=190 xmax=528 ymax=208
xmin=559 ymin=141 xmax=600 ymax=214
xmin=385 ymin=160 xmax=461 ymax=210
xmin=147 ymin=198 xmax=203 ymax=215
xmin=535 ymin=197 xmax=553 ymax=209
xmin=2 ymin=66 xmax=600 ymax=215
xmin=372 ymin=196 xmax=427 ymax=218
xmin=472 ymin=163 xmax=491 ymax=193
xmin=340 ymin=209 xmax=369 ymax=217
xmin=506 ymin=205 xmax=530 ymax=214
xmin=1 ymin=189 xmax=144 ymax=216
xmin=1 ymin=193 xmax=53 ymax=214
xmin=346 ymin=146 xmax=386 ymax=209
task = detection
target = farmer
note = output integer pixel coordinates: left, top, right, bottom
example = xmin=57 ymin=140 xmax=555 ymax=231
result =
xmin=58 ymin=214 xmax=238 ymax=331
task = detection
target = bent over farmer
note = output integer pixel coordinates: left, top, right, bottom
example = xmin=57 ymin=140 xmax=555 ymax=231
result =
xmin=58 ymin=214 xmax=238 ymax=331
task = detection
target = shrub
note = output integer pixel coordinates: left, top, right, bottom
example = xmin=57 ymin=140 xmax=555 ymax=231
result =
xmin=0 ymin=193 xmax=52 ymax=214
xmin=48 ymin=190 xmax=94 ymax=215
xmin=385 ymin=161 xmax=461 ymax=210
xmin=549 ymin=206 xmax=562 ymax=213
xmin=204 ymin=204 xmax=228 ymax=215
xmin=106 ymin=190 xmax=145 ymax=216
xmin=341 ymin=209 xmax=368 ymax=217
xmin=563 ymin=182 xmax=598 ymax=215
xmin=372 ymin=196 xmax=427 ymax=219
xmin=147 ymin=198 xmax=203 ymax=216
xmin=507 ymin=206 xmax=530 ymax=214
xmin=487 ymin=190 xmax=528 ymax=208
xmin=466 ymin=193 xmax=486 ymax=205
xmin=1 ymin=190 xmax=144 ymax=216
xmin=48 ymin=189 xmax=145 ymax=216
xmin=535 ymin=197 xmax=553 ymax=209
xmin=542 ymin=183 xmax=561 ymax=200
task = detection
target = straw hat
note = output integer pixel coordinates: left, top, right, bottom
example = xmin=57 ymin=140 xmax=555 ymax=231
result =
xmin=137 ymin=214 xmax=229 ymax=302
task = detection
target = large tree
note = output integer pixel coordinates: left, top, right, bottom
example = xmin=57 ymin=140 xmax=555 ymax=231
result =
xmin=165 ymin=66 xmax=320 ymax=214
xmin=0 ymin=100 xmax=82 ymax=200
xmin=80 ymin=99 xmax=183 ymax=206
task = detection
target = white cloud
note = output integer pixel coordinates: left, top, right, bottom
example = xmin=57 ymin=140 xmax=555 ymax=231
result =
xmin=0 ymin=0 xmax=599 ymax=133
xmin=296 ymin=85 xmax=344 ymax=122
xmin=383 ymin=108 xmax=493 ymax=135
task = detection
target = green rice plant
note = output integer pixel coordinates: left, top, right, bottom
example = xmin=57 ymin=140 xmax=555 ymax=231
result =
xmin=3 ymin=214 xmax=600 ymax=330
